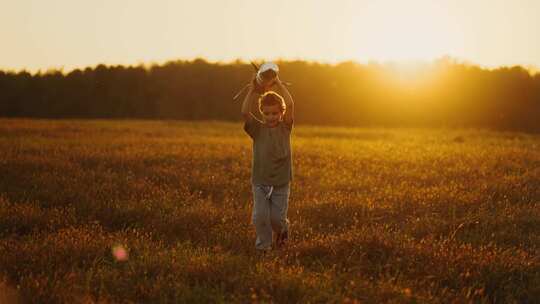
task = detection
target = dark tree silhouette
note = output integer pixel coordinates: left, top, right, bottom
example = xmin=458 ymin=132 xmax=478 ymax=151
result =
xmin=0 ymin=58 xmax=539 ymax=132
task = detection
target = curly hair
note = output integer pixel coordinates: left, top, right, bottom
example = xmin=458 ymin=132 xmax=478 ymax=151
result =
xmin=258 ymin=91 xmax=286 ymax=114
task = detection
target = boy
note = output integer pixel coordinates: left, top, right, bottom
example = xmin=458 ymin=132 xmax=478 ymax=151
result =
xmin=241 ymin=64 xmax=294 ymax=252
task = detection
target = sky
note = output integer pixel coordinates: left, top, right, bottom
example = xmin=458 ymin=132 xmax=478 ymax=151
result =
xmin=2 ymin=0 xmax=540 ymax=72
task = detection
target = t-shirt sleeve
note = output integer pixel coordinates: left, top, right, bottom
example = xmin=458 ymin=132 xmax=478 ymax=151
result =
xmin=244 ymin=119 xmax=261 ymax=139
xmin=283 ymin=119 xmax=294 ymax=131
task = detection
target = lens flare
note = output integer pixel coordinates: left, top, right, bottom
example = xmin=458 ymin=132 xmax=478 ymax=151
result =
xmin=112 ymin=245 xmax=128 ymax=262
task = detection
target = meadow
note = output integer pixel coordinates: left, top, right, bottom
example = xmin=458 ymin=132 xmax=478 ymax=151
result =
xmin=0 ymin=118 xmax=539 ymax=303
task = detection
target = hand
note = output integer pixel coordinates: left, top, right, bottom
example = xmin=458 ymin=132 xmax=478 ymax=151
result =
xmin=262 ymin=75 xmax=282 ymax=91
xmin=273 ymin=75 xmax=282 ymax=87
xmin=252 ymin=76 xmax=276 ymax=93
xmin=251 ymin=76 xmax=265 ymax=94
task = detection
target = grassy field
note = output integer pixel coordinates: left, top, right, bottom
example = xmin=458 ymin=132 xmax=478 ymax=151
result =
xmin=0 ymin=118 xmax=539 ymax=303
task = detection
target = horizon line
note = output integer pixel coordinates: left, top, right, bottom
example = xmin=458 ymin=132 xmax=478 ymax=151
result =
xmin=2 ymin=55 xmax=538 ymax=76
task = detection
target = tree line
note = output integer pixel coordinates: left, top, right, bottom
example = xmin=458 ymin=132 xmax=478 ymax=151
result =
xmin=1 ymin=58 xmax=539 ymax=131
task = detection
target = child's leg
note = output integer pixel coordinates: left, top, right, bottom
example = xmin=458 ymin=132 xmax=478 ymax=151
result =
xmin=269 ymin=183 xmax=290 ymax=236
xmin=252 ymin=185 xmax=272 ymax=250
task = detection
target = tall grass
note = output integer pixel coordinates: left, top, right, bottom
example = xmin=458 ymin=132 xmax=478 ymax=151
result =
xmin=0 ymin=118 xmax=538 ymax=303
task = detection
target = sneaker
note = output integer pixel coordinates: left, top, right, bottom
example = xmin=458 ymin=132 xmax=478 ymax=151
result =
xmin=255 ymin=246 xmax=271 ymax=255
xmin=276 ymin=230 xmax=288 ymax=248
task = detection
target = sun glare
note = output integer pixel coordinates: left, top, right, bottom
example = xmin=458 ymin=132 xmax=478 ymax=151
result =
xmin=389 ymin=62 xmax=436 ymax=86
xmin=349 ymin=1 xmax=463 ymax=63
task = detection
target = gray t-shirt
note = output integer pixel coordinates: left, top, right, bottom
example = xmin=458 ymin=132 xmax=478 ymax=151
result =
xmin=244 ymin=119 xmax=293 ymax=186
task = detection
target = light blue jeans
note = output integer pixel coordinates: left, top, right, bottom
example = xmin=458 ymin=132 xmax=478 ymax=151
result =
xmin=251 ymin=183 xmax=290 ymax=250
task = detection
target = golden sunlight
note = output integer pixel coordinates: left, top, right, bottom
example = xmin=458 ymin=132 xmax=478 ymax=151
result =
xmin=349 ymin=1 xmax=464 ymax=62
xmin=386 ymin=62 xmax=440 ymax=87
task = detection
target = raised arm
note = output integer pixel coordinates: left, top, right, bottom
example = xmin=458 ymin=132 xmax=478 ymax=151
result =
xmin=241 ymin=85 xmax=260 ymax=123
xmin=275 ymin=81 xmax=294 ymax=125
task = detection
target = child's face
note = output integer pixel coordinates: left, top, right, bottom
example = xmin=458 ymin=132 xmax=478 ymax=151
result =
xmin=261 ymin=104 xmax=283 ymax=127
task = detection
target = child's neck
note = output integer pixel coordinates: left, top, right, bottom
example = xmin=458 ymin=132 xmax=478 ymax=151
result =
xmin=264 ymin=121 xmax=280 ymax=128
